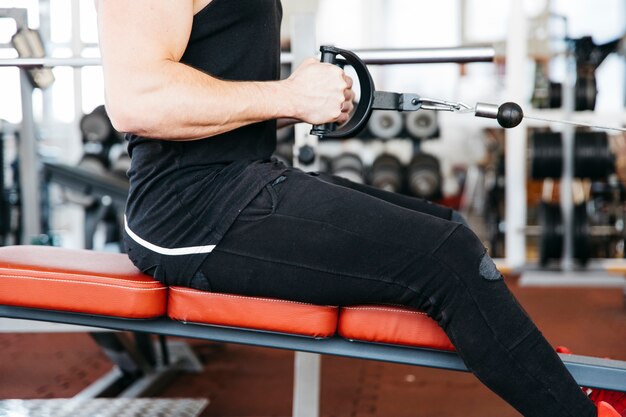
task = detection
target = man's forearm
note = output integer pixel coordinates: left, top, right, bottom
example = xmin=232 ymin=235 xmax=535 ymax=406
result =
xmin=106 ymin=60 xmax=295 ymax=140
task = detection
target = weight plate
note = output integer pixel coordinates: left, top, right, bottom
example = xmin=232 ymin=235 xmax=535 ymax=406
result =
xmin=371 ymin=154 xmax=403 ymax=192
xmin=407 ymin=153 xmax=441 ymax=199
xmin=529 ymin=131 xmax=563 ymax=179
xmin=405 ymin=110 xmax=438 ymax=139
xmin=368 ymin=110 xmax=403 ymax=139
xmin=331 ymin=154 xmax=365 ymax=184
xmin=574 ymin=131 xmax=614 ymax=180
xmin=538 ymin=201 xmax=563 ymax=266
xmin=80 ymin=105 xmax=113 ymax=143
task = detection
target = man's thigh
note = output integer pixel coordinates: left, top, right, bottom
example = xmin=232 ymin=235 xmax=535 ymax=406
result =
xmin=200 ymin=170 xmax=460 ymax=306
xmin=316 ymin=171 xmax=453 ymax=220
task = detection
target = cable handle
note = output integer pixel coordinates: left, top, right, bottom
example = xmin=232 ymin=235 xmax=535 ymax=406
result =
xmin=310 ymin=46 xmax=376 ymax=139
xmin=309 ymin=46 xmax=526 ymax=135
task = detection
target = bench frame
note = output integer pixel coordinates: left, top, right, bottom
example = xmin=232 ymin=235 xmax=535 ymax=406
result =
xmin=2 ymin=304 xmax=626 ymax=397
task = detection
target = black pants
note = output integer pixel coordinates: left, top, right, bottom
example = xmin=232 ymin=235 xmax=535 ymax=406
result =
xmin=197 ymin=169 xmax=595 ymax=417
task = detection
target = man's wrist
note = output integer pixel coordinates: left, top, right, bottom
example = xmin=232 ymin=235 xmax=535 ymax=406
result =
xmin=271 ymin=79 xmax=300 ymax=120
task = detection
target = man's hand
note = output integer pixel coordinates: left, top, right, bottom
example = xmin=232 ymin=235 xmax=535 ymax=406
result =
xmin=284 ymin=58 xmax=355 ymax=125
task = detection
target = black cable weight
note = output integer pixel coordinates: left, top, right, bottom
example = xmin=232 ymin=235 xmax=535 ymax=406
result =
xmin=538 ymin=201 xmax=563 ymax=267
xmin=573 ymin=131 xmax=614 ymax=180
xmin=529 ymin=131 xmax=563 ymax=179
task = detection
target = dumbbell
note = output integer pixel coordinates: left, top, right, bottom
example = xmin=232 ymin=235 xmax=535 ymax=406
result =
xmin=368 ymin=111 xmax=403 ymax=139
xmin=108 ymin=143 xmax=131 ymax=177
xmin=80 ymin=105 xmax=115 ymax=143
xmin=331 ymin=153 xmax=365 ymax=184
xmin=407 ymin=153 xmax=442 ymax=200
xmin=370 ymin=154 xmax=403 ymax=193
xmin=405 ymin=110 xmax=438 ymax=140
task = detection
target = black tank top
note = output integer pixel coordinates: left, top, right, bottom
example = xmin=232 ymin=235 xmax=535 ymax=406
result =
xmin=123 ymin=0 xmax=287 ymax=286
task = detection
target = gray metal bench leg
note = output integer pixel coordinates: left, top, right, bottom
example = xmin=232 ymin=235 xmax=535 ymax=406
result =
xmin=292 ymin=351 xmax=321 ymax=417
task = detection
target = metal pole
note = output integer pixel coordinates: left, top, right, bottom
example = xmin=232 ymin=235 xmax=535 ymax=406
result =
xmin=0 ymin=57 xmax=102 ymax=67
xmin=292 ymin=351 xmax=321 ymax=417
xmin=459 ymin=0 xmax=468 ymax=45
xmin=354 ymin=46 xmax=495 ymax=65
xmin=0 ymin=8 xmax=27 ymax=28
xmin=19 ymin=70 xmax=41 ymax=242
xmin=290 ymin=15 xmax=321 ymax=417
xmin=0 ymin=46 xmax=495 ymax=69
xmin=560 ymin=54 xmax=576 ymax=271
xmin=38 ymin=0 xmax=54 ymax=128
xmin=290 ymin=14 xmax=319 ymax=172
xmin=71 ymin=0 xmax=83 ymax=119
xmin=504 ymin=0 xmax=528 ymax=268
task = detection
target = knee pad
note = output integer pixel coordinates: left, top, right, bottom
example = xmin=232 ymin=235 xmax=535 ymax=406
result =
xmin=478 ymin=252 xmax=501 ymax=281
xmin=433 ymin=225 xmax=502 ymax=282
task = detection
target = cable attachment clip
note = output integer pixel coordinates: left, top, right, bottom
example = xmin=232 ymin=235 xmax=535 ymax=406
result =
xmin=371 ymin=92 xmax=474 ymax=113
xmin=417 ymin=98 xmax=474 ymax=113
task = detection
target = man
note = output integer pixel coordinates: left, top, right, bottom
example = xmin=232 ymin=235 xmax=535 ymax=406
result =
xmin=96 ymin=1 xmax=620 ymax=416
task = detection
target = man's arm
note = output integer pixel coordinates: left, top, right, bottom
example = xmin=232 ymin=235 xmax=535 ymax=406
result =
xmin=96 ymin=0 xmax=354 ymax=140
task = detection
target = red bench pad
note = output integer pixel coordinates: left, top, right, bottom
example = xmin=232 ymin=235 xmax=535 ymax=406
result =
xmin=168 ymin=287 xmax=338 ymax=338
xmin=338 ymin=305 xmax=455 ymax=351
xmin=0 ymin=246 xmax=166 ymax=318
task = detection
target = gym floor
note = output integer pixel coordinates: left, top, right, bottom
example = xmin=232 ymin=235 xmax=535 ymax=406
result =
xmin=1 ymin=276 xmax=625 ymax=417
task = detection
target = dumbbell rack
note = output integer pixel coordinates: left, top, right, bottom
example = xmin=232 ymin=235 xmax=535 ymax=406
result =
xmin=522 ymin=41 xmax=626 ymax=270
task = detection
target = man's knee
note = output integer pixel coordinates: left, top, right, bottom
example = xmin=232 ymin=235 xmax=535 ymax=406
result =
xmin=478 ymin=252 xmax=501 ymax=281
xmin=433 ymin=224 xmax=502 ymax=282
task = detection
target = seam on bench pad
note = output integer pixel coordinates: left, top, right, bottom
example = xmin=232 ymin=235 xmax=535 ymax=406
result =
xmin=0 ymin=269 xmax=163 ymax=288
xmin=170 ymin=287 xmax=337 ymax=309
xmin=0 ymin=274 xmax=167 ymax=291
xmin=342 ymin=306 xmax=428 ymax=316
